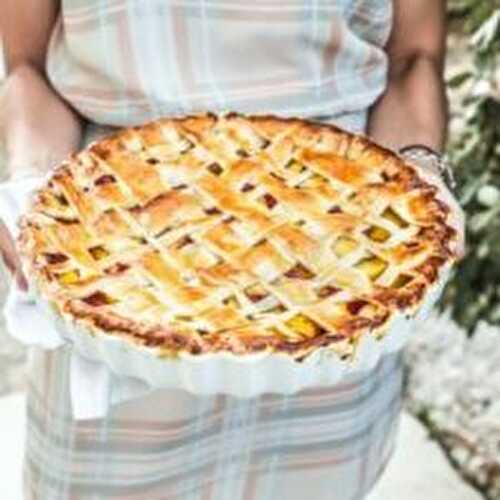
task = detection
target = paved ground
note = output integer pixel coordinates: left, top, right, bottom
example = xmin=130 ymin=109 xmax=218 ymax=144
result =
xmin=370 ymin=413 xmax=482 ymax=500
xmin=0 ymin=392 xmax=481 ymax=500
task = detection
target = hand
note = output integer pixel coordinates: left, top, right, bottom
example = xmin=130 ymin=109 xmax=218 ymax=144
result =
xmin=1 ymin=65 xmax=83 ymax=178
xmin=0 ymin=220 xmax=27 ymax=290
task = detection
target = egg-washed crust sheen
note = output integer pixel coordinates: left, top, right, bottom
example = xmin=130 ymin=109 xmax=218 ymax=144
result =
xmin=18 ymin=113 xmax=458 ymax=361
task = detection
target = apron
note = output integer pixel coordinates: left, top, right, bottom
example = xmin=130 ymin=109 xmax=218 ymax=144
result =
xmin=25 ymin=345 xmax=402 ymax=500
xmin=25 ymin=1 xmax=399 ymax=498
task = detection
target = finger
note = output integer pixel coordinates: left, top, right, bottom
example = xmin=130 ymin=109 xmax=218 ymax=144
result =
xmin=444 ymin=198 xmax=466 ymax=257
xmin=0 ymin=224 xmax=16 ymax=272
xmin=16 ymin=270 xmax=29 ymax=291
xmin=0 ymin=223 xmax=28 ymax=291
xmin=1 ymin=248 xmax=16 ymax=275
xmin=2 ymin=249 xmax=29 ymax=291
xmin=443 ymin=200 xmax=466 ymax=258
xmin=1 ymin=245 xmax=28 ymax=290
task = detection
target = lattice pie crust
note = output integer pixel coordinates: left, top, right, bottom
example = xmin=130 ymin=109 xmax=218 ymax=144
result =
xmin=19 ymin=114 xmax=457 ymax=360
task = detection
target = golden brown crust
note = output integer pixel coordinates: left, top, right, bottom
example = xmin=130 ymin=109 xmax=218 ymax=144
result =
xmin=18 ymin=113 xmax=457 ymax=360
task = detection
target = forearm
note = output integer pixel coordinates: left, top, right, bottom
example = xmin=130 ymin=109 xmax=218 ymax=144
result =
xmin=1 ymin=65 xmax=83 ymax=178
xmin=0 ymin=0 xmax=83 ymax=178
xmin=367 ymin=55 xmax=448 ymax=153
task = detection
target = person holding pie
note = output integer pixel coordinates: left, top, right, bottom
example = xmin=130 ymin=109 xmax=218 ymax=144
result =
xmin=0 ymin=1 xmax=464 ymax=499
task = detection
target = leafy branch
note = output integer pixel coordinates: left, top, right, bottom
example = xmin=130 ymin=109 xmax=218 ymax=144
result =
xmin=443 ymin=4 xmax=500 ymax=331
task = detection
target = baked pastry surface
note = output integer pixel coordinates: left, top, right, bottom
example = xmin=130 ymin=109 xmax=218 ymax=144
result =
xmin=18 ymin=114 xmax=457 ymax=360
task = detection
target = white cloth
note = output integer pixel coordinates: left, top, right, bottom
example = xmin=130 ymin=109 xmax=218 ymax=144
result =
xmin=0 ymin=176 xmax=151 ymax=419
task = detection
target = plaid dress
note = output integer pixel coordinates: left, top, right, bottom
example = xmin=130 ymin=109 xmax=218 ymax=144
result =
xmin=47 ymin=0 xmax=393 ymax=131
xmin=24 ymin=347 xmax=403 ymax=500
xmin=24 ymin=1 xmax=400 ymax=498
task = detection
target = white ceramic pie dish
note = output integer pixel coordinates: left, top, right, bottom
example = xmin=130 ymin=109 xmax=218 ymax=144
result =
xmin=33 ymin=264 xmax=450 ymax=398
xmin=18 ymin=114 xmax=460 ymax=397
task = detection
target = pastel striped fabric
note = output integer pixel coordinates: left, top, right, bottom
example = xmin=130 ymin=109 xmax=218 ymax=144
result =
xmin=46 ymin=0 xmax=393 ymax=132
xmin=24 ymin=346 xmax=403 ymax=500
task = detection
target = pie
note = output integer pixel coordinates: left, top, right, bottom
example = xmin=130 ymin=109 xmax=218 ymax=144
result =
xmin=18 ymin=113 xmax=458 ymax=361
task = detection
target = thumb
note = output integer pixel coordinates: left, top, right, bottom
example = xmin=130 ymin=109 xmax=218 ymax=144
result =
xmin=0 ymin=222 xmax=28 ymax=291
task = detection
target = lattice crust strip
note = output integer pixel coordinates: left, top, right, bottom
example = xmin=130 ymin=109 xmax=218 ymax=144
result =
xmin=19 ymin=114 xmax=457 ymax=359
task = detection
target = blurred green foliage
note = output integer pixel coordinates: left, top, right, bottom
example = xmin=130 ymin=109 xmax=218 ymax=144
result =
xmin=443 ymin=2 xmax=500 ymax=331
xmin=449 ymin=0 xmax=500 ymax=33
